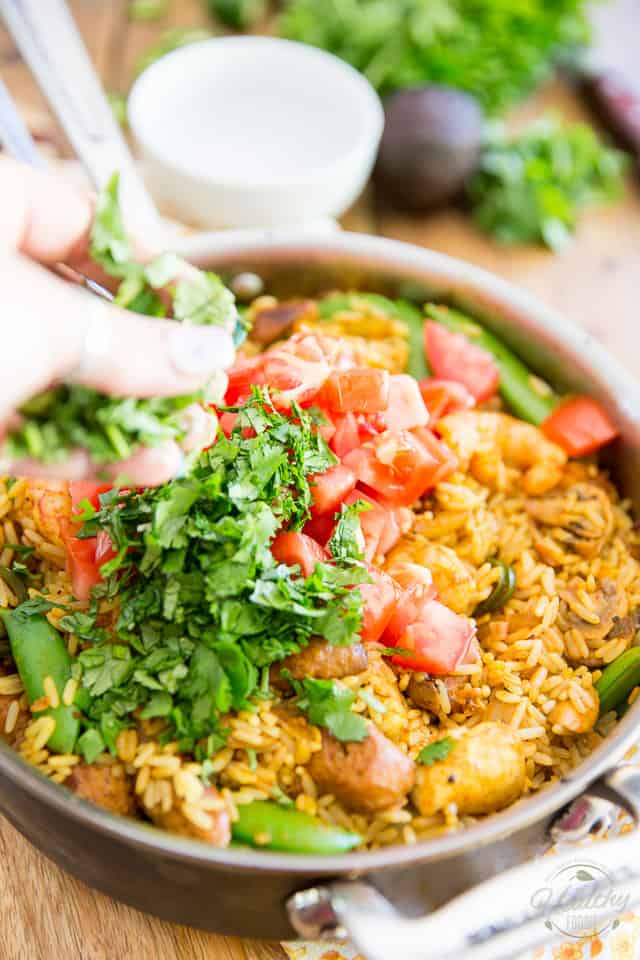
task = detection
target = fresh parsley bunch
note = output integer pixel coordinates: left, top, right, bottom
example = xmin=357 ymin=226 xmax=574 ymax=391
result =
xmin=5 ymin=174 xmax=243 ymax=467
xmin=279 ymin=0 xmax=590 ymax=113
xmin=62 ymin=389 xmax=370 ymax=761
xmin=468 ymin=118 xmax=628 ymax=250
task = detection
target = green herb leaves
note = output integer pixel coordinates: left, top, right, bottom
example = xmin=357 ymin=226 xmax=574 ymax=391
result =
xmin=416 ymin=736 xmax=455 ymax=766
xmin=71 ymin=389 xmax=366 ymax=757
xmin=288 ymin=675 xmax=369 ymax=742
xmin=468 ymin=118 xmax=627 ymax=250
xmin=280 ymin=0 xmax=591 ymax=114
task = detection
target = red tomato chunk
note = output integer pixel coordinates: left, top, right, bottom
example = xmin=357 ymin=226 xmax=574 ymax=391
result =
xmin=381 ymin=375 xmax=429 ymax=431
xmin=424 ymin=321 xmax=499 ymax=403
xmin=358 ymin=568 xmax=397 ymax=643
xmin=322 ymin=368 xmax=390 ymax=414
xmin=343 ymin=430 xmax=442 ymax=508
xmin=419 ymin=378 xmax=475 ymax=420
xmin=310 ymin=464 xmax=357 ymax=517
xmin=542 ymin=396 xmax=618 ymax=458
xmin=271 ymin=532 xmax=327 ymax=578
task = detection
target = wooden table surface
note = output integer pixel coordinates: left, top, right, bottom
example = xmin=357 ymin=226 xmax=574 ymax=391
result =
xmin=0 ymin=3 xmax=639 ymax=958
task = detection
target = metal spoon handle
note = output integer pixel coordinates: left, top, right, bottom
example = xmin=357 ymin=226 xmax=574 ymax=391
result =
xmin=0 ymin=0 xmax=161 ymax=234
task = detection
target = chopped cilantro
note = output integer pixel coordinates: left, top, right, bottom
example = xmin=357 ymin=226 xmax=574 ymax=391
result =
xmin=416 ymin=736 xmax=456 ymax=766
xmin=288 ymin=674 xmax=369 ymax=743
xmin=67 ymin=389 xmax=366 ymax=756
xmin=328 ymin=501 xmax=369 ymax=564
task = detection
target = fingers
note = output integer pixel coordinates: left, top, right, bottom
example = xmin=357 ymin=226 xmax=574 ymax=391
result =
xmin=104 ymin=441 xmax=185 ymax=487
xmin=0 ymin=156 xmax=93 ymax=264
xmin=0 ymin=253 xmax=234 ymax=420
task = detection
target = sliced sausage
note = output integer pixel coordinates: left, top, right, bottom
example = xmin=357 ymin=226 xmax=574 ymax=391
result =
xmin=412 ymin=721 xmax=526 ymax=817
xmin=66 ymin=763 xmax=137 ymax=817
xmin=144 ymin=787 xmax=231 ymax=846
xmin=308 ymin=722 xmax=415 ymax=812
xmin=271 ymin=639 xmax=368 ymax=689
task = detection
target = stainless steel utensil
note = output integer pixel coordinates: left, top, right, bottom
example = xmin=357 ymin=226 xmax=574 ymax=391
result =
xmin=0 ymin=0 xmax=161 ymax=235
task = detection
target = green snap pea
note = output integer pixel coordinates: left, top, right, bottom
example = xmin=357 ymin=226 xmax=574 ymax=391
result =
xmin=473 ymin=561 xmax=516 ymax=618
xmin=0 ymin=566 xmax=27 ymax=604
xmin=595 ymin=647 xmax=640 ymax=717
xmin=231 ymin=800 xmax=362 ymax=854
xmin=425 ymin=304 xmax=558 ymax=425
xmin=0 ymin=609 xmax=80 ymax=754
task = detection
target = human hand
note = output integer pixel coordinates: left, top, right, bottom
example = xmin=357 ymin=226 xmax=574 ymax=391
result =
xmin=0 ymin=157 xmax=234 ymax=485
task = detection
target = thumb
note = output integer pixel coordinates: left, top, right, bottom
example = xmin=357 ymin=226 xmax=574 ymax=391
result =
xmin=0 ymin=252 xmax=234 ymax=418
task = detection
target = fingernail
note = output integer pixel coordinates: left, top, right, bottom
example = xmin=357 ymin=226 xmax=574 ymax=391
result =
xmin=169 ymin=326 xmax=234 ymax=376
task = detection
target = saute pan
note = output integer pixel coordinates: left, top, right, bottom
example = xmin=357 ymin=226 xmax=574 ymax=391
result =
xmin=1 ymin=231 xmax=640 ymax=957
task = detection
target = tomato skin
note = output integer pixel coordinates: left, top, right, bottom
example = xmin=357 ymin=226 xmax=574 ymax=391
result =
xmin=424 ymin=322 xmax=500 ymax=403
xmin=411 ymin=427 xmax=458 ymax=487
xmin=344 ymin=489 xmax=388 ymax=562
xmin=65 ymin=482 xmax=115 ymax=601
xmin=271 ymin=531 xmax=327 ymax=578
xmin=418 ymin=378 xmax=475 ymax=420
xmin=384 ymin=591 xmax=475 ymax=675
xmin=358 ymin=568 xmax=398 ymax=643
xmin=542 ymin=396 xmax=618 ymax=457
xmin=321 ymin=368 xmax=390 ymax=414
xmin=302 ymin=513 xmax=335 ymax=545
xmin=310 ymin=464 xmax=357 ymax=517
xmin=342 ymin=429 xmax=441 ymax=508
xmin=381 ymin=375 xmax=429 ymax=431
xmin=329 ymin=412 xmax=361 ymax=458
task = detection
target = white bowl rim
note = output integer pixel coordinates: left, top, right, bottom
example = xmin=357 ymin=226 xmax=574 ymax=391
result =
xmin=128 ymin=35 xmax=385 ymax=193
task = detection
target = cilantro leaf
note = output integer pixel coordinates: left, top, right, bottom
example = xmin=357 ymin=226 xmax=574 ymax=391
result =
xmin=328 ymin=500 xmax=369 ymax=563
xmin=416 ymin=737 xmax=456 ymax=766
xmin=290 ymin=675 xmax=369 ymax=742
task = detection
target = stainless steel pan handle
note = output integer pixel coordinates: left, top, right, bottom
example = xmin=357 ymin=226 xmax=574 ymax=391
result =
xmin=0 ymin=0 xmax=161 ymax=234
xmin=288 ymin=764 xmax=640 ymax=960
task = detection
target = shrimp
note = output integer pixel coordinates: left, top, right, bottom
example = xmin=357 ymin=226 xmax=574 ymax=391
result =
xmin=438 ymin=411 xmax=566 ymax=495
xmin=26 ymin=480 xmax=72 ymax=547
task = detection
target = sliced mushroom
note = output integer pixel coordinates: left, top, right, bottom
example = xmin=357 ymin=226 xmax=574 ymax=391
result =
xmin=526 ymin=482 xmax=614 ymax=560
xmin=559 ymin=577 xmax=629 ymax=666
xmin=408 ymin=673 xmax=483 ymax=717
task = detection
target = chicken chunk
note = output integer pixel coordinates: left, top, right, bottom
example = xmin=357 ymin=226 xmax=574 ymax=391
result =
xmin=412 ymin=721 xmax=526 ymax=817
xmin=145 ymin=787 xmax=231 ymax=846
xmin=66 ymin=763 xmax=136 ymax=817
xmin=271 ymin=639 xmax=368 ymax=689
xmin=308 ymin=722 xmax=415 ymax=812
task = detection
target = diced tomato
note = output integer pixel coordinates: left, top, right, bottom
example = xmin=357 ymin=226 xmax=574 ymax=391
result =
xmin=310 ymin=464 xmax=357 ymax=517
xmin=95 ymin=530 xmax=116 ymax=566
xmin=419 ymin=378 xmax=475 ymax=420
xmin=381 ymin=375 xmax=429 ymax=431
xmin=358 ymin=568 xmax=398 ymax=643
xmin=318 ymin=419 xmax=336 ymax=444
xmin=384 ymin=587 xmax=475 ymax=674
xmin=302 ymin=513 xmax=335 ymax=545
xmin=345 ymin=489 xmax=389 ymax=562
xmin=342 ymin=429 xmax=441 ymax=508
xmin=541 ymin=396 xmax=618 ymax=458
xmin=321 ymin=368 xmax=390 ymax=414
xmin=225 ymin=356 xmax=265 ymax=405
xmin=330 ymin=413 xmax=361 ymax=458
xmin=271 ymin=531 xmax=327 ymax=578
xmin=411 ymin=427 xmax=458 ymax=487
xmin=69 ymin=482 xmax=112 ymax=513
xmin=424 ymin=322 xmax=499 ymax=403
xmin=383 ymin=581 xmax=437 ymax=646
xmin=63 ymin=536 xmax=101 ymax=601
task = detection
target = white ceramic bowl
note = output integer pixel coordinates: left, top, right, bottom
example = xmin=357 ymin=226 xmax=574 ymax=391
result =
xmin=128 ymin=36 xmax=384 ymax=229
